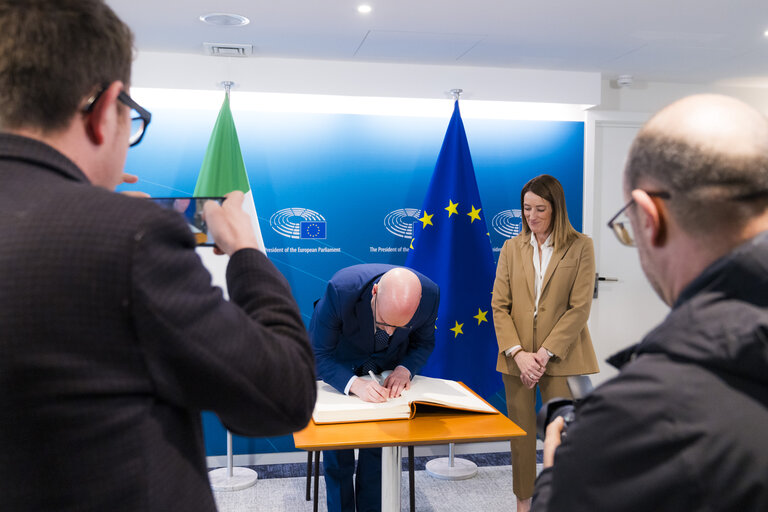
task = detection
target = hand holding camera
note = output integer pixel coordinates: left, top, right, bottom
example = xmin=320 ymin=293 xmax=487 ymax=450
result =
xmin=203 ymin=191 xmax=262 ymax=256
xmin=536 ymin=375 xmax=593 ymax=468
xmin=543 ymin=416 xmax=566 ymax=467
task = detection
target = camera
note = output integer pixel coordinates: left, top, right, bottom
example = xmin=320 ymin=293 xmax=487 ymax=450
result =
xmin=536 ymin=375 xmax=593 ymax=441
xmin=149 ymin=196 xmax=225 ymax=246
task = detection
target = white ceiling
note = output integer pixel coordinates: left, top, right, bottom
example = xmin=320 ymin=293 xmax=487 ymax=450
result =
xmin=108 ymin=0 xmax=768 ymax=87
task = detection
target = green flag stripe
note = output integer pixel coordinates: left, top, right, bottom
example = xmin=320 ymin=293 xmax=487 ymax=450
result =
xmin=194 ymin=94 xmax=250 ymax=196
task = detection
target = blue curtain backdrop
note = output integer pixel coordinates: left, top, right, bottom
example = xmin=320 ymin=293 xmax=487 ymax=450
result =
xmin=120 ymin=107 xmax=584 ymax=457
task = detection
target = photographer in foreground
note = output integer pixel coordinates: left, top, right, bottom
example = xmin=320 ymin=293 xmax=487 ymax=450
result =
xmin=532 ymin=94 xmax=768 ymax=511
xmin=0 ymin=2 xmax=316 ymax=510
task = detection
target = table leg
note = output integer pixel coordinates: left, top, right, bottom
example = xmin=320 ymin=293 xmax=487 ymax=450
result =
xmin=381 ymin=446 xmax=402 ymax=512
xmin=313 ymin=452 xmax=320 ymax=512
xmin=306 ymin=451 xmax=312 ymax=501
xmin=408 ymin=446 xmax=415 ymax=511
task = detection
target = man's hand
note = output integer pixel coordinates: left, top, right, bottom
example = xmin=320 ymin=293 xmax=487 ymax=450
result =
xmin=119 ymin=173 xmax=150 ymax=198
xmin=514 ymin=351 xmax=545 ymax=385
xmin=203 ymin=191 xmax=262 ymax=256
xmin=350 ymin=377 xmax=389 ymax=403
xmin=543 ymin=416 xmax=565 ymax=468
xmin=383 ymin=366 xmax=411 ymax=398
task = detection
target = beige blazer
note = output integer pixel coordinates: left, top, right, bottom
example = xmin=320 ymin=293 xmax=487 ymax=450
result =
xmin=492 ymin=232 xmax=599 ymax=376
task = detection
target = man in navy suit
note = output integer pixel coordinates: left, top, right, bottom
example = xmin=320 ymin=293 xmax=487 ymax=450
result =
xmin=310 ymin=264 xmax=439 ymax=512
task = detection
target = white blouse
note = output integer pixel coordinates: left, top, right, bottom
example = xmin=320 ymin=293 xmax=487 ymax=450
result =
xmin=504 ymin=233 xmax=553 ymax=357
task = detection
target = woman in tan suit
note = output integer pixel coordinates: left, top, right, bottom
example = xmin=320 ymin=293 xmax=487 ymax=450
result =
xmin=492 ymin=174 xmax=598 ymax=512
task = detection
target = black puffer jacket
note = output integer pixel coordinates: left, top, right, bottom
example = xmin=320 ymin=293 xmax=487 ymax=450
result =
xmin=533 ymin=231 xmax=768 ymax=511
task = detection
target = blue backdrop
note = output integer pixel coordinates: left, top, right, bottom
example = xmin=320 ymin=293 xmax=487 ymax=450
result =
xmin=120 ymin=107 xmax=584 ymax=456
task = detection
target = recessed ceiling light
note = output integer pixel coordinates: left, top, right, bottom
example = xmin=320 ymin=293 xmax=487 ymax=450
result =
xmin=199 ymin=13 xmax=250 ymax=27
xmin=357 ymin=5 xmax=372 ymax=14
xmin=764 ymin=29 xmax=768 ymax=37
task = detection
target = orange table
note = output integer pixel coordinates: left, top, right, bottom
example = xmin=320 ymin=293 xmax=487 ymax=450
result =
xmin=294 ymin=385 xmax=525 ymax=511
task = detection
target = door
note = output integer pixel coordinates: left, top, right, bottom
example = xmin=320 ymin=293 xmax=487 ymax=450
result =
xmin=586 ymin=115 xmax=670 ymax=386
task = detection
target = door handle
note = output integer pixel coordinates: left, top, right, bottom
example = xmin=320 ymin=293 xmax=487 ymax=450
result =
xmin=593 ymin=273 xmax=618 ymax=299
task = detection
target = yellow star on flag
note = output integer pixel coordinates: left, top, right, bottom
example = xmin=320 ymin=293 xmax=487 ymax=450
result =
xmin=450 ymin=321 xmax=464 ymax=338
xmin=473 ymin=308 xmax=488 ymax=325
xmin=419 ymin=211 xmax=434 ymax=228
xmin=410 ymin=238 xmax=414 ymax=250
xmin=445 ymin=200 xmax=459 ymax=217
xmin=467 ymin=205 xmax=482 ymax=223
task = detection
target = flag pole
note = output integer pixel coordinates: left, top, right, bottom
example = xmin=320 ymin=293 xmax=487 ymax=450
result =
xmin=206 ymin=79 xmax=259 ymax=492
xmin=222 ymin=80 xmax=233 ymax=97
xmin=424 ymin=88 xmax=479 ymax=481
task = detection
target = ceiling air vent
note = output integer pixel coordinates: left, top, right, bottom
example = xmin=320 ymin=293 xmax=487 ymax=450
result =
xmin=203 ymin=42 xmax=253 ymax=57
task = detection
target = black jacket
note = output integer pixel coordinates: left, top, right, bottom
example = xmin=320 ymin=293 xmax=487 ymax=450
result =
xmin=0 ymin=134 xmax=316 ymax=511
xmin=533 ymin=231 xmax=768 ymax=511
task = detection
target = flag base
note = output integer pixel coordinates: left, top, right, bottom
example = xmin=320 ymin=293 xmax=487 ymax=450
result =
xmin=425 ymin=457 xmax=477 ymax=480
xmin=209 ymin=467 xmax=258 ymax=491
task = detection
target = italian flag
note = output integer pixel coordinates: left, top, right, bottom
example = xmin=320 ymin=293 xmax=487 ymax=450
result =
xmin=194 ymin=92 xmax=266 ymax=294
xmin=194 ymin=92 xmax=265 ymax=254
xmin=195 ymin=91 xmax=266 ymax=485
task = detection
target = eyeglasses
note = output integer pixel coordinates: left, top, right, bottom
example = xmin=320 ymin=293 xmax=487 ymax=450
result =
xmin=373 ymin=294 xmax=412 ymax=331
xmin=607 ymin=191 xmax=671 ymax=247
xmin=84 ymin=86 xmax=152 ymax=147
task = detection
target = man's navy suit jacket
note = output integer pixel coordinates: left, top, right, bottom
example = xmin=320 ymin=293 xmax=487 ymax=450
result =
xmin=309 ymin=264 xmax=439 ymax=393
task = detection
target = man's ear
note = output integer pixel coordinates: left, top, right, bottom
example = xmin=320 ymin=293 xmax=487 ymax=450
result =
xmin=84 ymin=81 xmax=124 ymax=146
xmin=631 ymin=189 xmax=667 ymax=247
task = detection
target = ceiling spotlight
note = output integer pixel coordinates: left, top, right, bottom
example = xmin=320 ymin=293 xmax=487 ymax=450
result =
xmin=358 ymin=5 xmax=372 ymax=14
xmin=199 ymin=13 xmax=250 ymax=27
xmin=764 ymin=29 xmax=768 ymax=37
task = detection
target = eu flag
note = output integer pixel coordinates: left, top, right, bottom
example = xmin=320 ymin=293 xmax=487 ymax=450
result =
xmin=300 ymin=221 xmax=327 ymax=239
xmin=405 ymin=101 xmax=502 ymax=400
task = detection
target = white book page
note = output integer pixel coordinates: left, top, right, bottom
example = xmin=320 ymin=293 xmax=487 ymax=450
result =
xmin=312 ymin=374 xmax=495 ymax=423
xmin=403 ymin=376 xmax=495 ymax=413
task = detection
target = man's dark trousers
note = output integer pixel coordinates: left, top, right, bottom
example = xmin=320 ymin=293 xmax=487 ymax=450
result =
xmin=323 ymin=448 xmax=381 ymax=512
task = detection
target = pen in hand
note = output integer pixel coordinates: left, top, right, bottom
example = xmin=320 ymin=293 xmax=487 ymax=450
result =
xmin=368 ymin=370 xmax=381 ymax=385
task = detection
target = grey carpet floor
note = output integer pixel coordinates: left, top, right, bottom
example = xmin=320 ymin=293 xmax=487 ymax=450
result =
xmin=212 ymin=452 xmax=541 ymax=511
xmin=213 ymin=466 xmax=525 ymax=511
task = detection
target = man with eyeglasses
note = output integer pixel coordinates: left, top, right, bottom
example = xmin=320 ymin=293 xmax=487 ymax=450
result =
xmin=0 ymin=2 xmax=316 ymax=511
xmin=532 ymin=94 xmax=768 ymax=511
xmin=310 ymin=264 xmax=439 ymax=512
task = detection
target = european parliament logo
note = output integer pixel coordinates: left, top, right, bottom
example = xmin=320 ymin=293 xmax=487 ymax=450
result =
xmin=270 ymin=207 xmax=327 ymax=239
xmin=384 ymin=208 xmax=422 ymax=239
xmin=491 ymin=209 xmax=523 ymax=238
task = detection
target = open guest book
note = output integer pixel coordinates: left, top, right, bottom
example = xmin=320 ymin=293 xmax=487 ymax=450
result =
xmin=312 ymin=373 xmax=497 ymax=424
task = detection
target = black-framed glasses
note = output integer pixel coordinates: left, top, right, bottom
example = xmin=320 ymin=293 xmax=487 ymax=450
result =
xmin=84 ymin=86 xmax=152 ymax=147
xmin=373 ymin=294 xmax=413 ymax=331
xmin=607 ymin=191 xmax=671 ymax=247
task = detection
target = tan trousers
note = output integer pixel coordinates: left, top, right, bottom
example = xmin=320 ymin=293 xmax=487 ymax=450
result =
xmin=502 ymin=372 xmax=572 ymax=499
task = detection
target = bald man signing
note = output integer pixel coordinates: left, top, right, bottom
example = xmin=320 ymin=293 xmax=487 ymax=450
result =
xmin=310 ymin=264 xmax=439 ymax=512
xmin=532 ymin=94 xmax=768 ymax=511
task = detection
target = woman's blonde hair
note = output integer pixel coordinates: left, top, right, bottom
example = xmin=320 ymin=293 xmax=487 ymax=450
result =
xmin=520 ymin=174 xmax=579 ymax=251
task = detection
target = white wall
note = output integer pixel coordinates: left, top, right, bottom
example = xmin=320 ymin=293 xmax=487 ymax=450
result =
xmin=598 ymin=78 xmax=768 ymax=114
xmin=132 ymin=52 xmax=601 ymax=106
xmin=132 ymin=51 xmax=768 ymax=113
